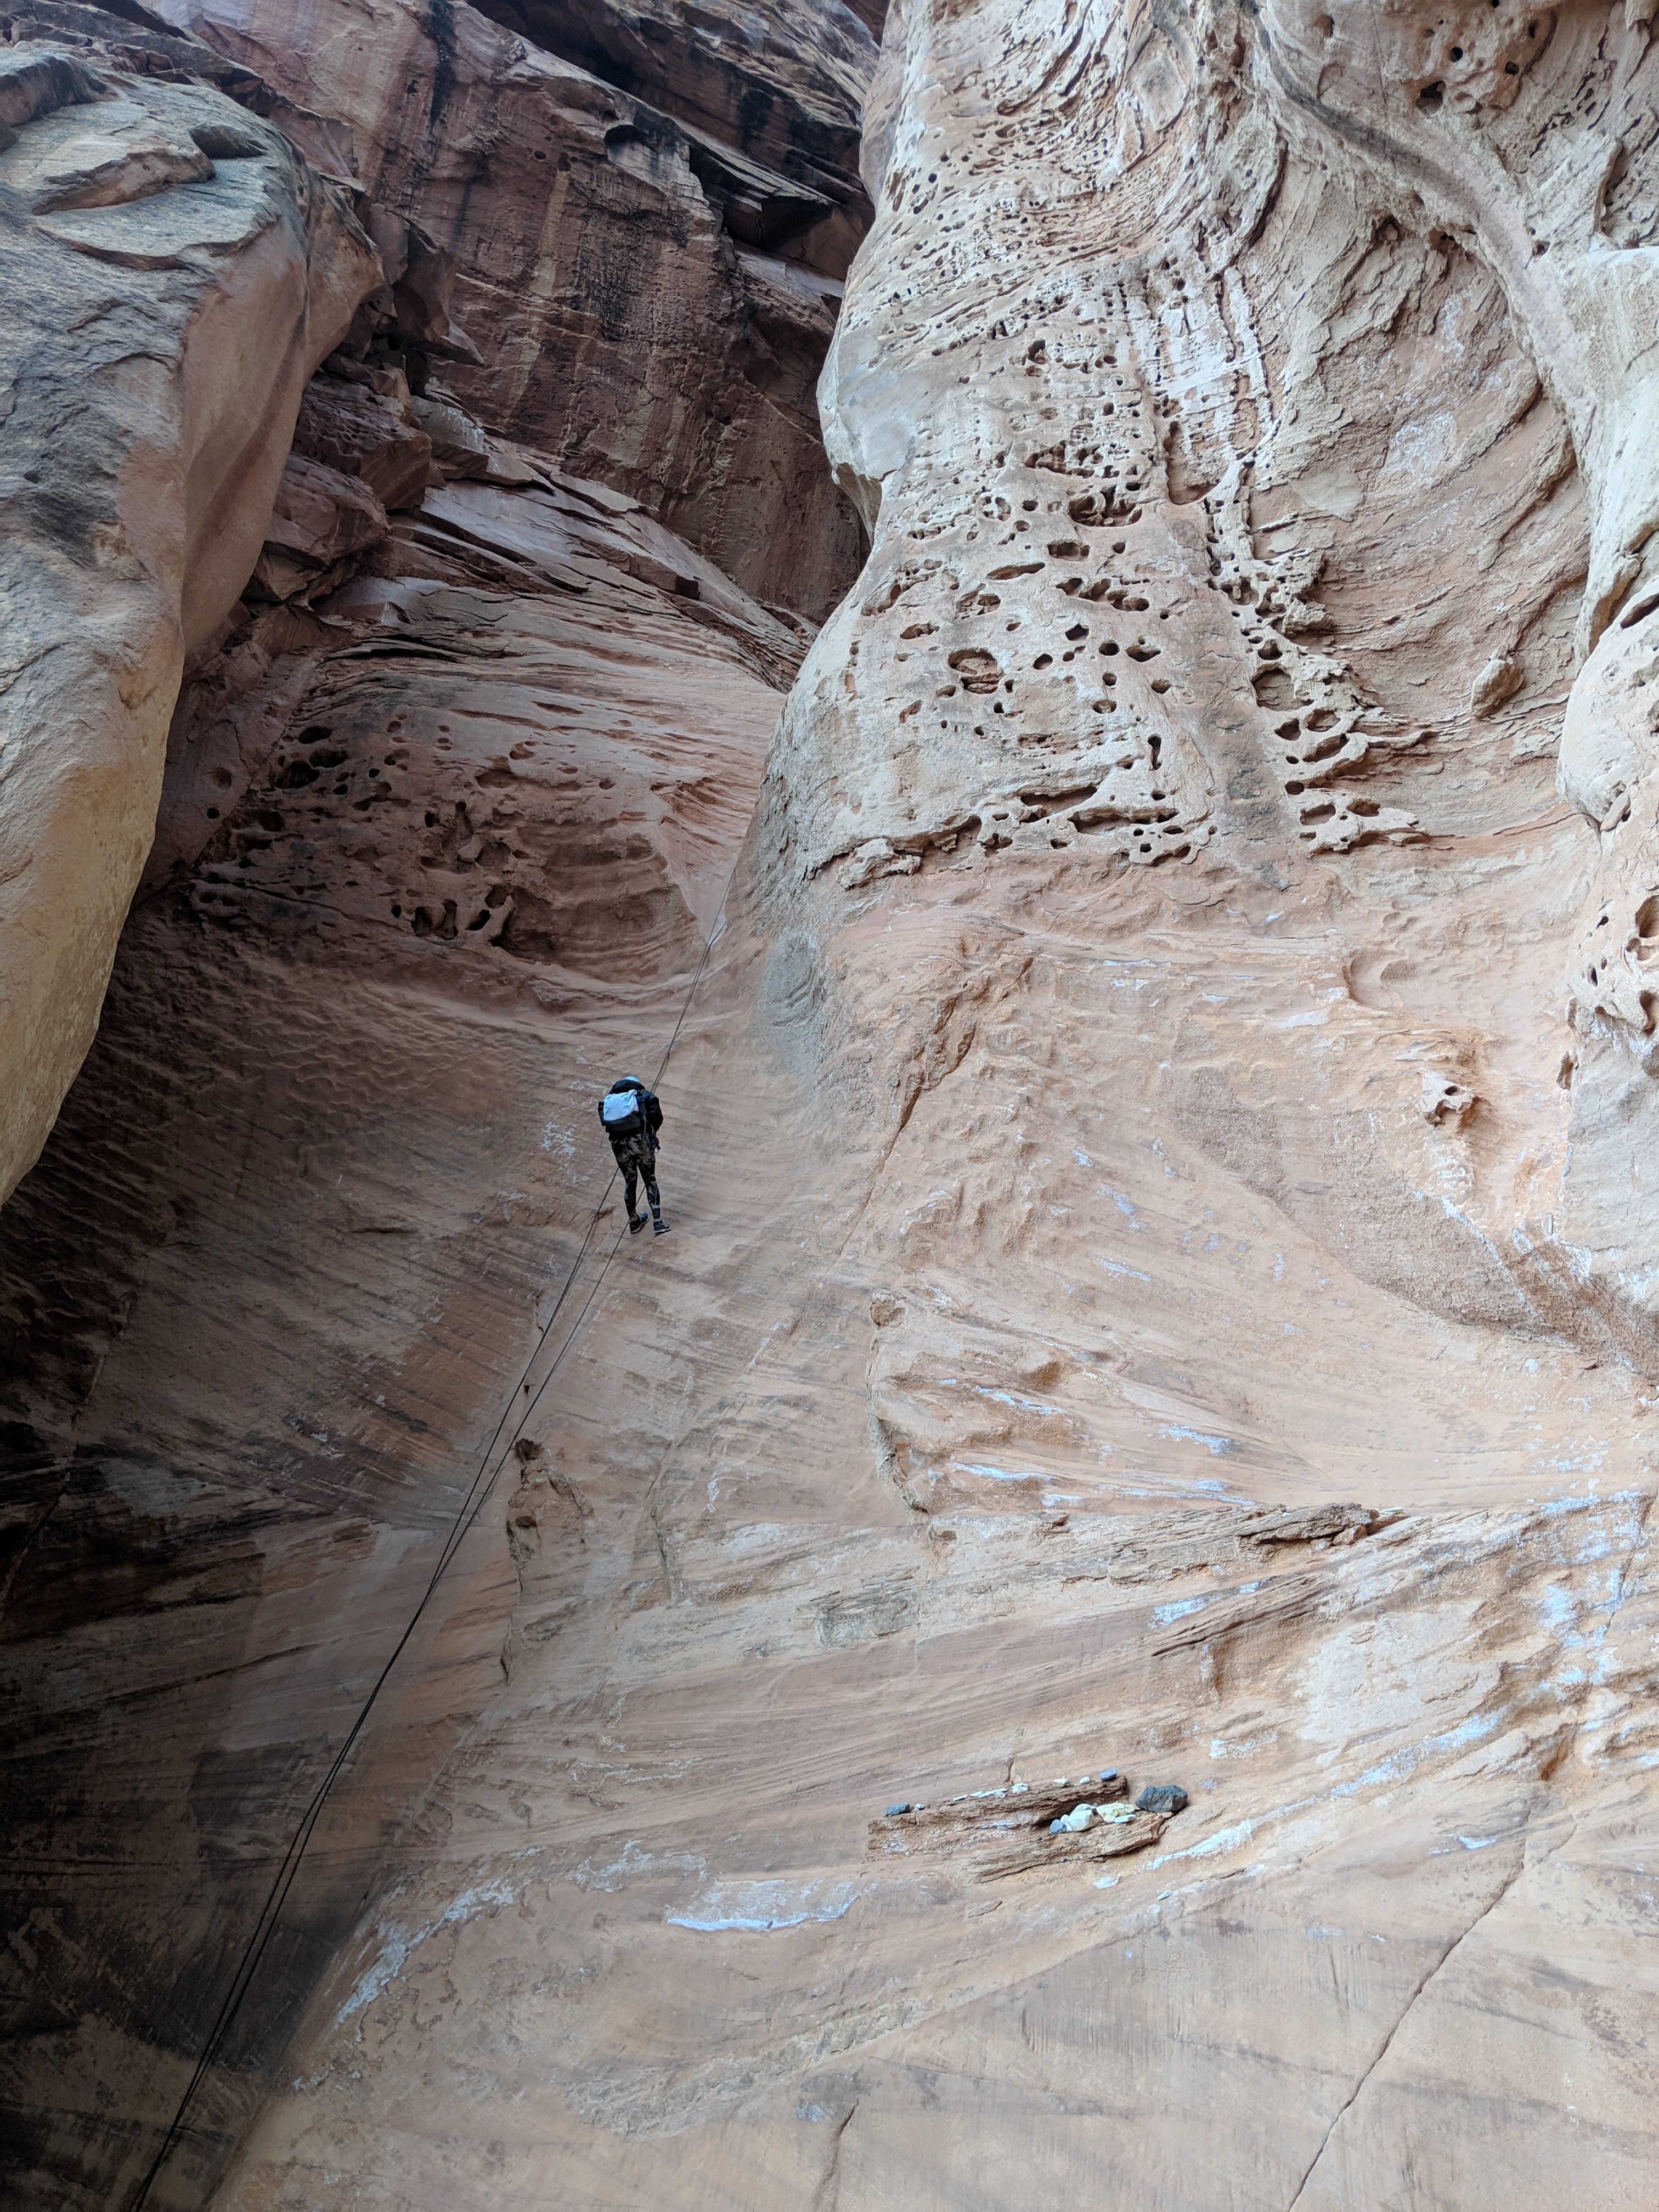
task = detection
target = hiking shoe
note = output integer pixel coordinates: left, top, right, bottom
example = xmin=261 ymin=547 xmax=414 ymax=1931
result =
xmin=628 ymin=1213 xmax=647 ymax=1235
xmin=653 ymin=1217 xmax=671 ymax=1235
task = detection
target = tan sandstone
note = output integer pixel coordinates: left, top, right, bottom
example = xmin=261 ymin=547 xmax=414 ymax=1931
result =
xmin=0 ymin=20 xmax=379 ymax=1205
xmin=148 ymin=0 xmax=879 ymax=619
xmin=200 ymin=5 xmax=1659 ymax=2202
xmin=9 ymin=3 xmax=1659 ymax=2210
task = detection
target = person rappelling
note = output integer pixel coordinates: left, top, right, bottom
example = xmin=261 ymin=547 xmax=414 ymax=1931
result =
xmin=598 ymin=1075 xmax=669 ymax=1236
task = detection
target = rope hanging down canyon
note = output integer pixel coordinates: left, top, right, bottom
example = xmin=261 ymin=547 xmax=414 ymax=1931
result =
xmin=130 ymin=862 xmax=740 ymax=2210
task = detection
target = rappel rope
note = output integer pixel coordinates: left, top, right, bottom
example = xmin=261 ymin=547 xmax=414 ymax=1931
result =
xmin=130 ymin=860 xmax=740 ymax=2210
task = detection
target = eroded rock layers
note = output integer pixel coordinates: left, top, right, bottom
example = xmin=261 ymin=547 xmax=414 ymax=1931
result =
xmin=0 ymin=0 xmax=882 ymax=1204
xmin=0 ymin=2 xmax=853 ymax=2202
xmin=0 ymin=421 xmax=800 ymax=2206
xmin=149 ymin=0 xmax=877 ymax=618
xmin=0 ymin=17 xmax=378 ymax=1205
xmin=9 ymin=2 xmax=1659 ymax=2210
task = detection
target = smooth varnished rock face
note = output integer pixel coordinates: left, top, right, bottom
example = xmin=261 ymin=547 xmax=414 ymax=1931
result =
xmin=0 ymin=33 xmax=379 ymax=1206
xmin=10 ymin=4 xmax=1659 ymax=2210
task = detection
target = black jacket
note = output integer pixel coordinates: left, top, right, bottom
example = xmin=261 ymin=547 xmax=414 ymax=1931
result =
xmin=598 ymin=1080 xmax=662 ymax=1149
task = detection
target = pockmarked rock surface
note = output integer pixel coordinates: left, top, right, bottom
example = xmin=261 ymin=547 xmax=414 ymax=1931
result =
xmin=202 ymin=4 xmax=1659 ymax=2204
xmin=791 ymin=0 xmax=1659 ymax=1366
xmin=0 ymin=391 xmax=799 ymax=2205
xmin=0 ymin=11 xmax=379 ymax=1204
xmin=148 ymin=0 xmax=881 ymax=617
xmin=10 ymin=2 xmax=1659 ymax=2209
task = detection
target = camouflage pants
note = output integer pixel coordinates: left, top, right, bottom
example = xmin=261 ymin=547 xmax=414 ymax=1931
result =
xmin=610 ymin=1132 xmax=660 ymax=1217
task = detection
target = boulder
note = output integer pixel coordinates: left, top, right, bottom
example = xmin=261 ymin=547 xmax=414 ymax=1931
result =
xmin=409 ymin=390 xmax=492 ymax=479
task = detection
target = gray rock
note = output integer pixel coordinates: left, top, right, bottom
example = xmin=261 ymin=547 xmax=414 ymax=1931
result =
xmin=1135 ymin=1784 xmax=1188 ymax=1816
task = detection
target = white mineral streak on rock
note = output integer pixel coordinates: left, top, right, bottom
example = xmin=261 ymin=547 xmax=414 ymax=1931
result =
xmin=666 ymin=1877 xmax=865 ymax=1931
xmin=0 ymin=48 xmax=377 ymax=1200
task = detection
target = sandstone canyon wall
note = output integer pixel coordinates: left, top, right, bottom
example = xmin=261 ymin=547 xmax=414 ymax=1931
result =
xmin=0 ymin=2 xmax=867 ymax=2203
xmin=0 ymin=18 xmax=379 ymax=1205
xmin=9 ymin=2 xmax=1659 ymax=2210
xmin=0 ymin=0 xmax=879 ymax=1211
xmin=148 ymin=0 xmax=875 ymax=618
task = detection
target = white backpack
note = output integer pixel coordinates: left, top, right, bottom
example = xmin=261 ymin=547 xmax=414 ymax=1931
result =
xmin=601 ymin=1087 xmax=644 ymax=1126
